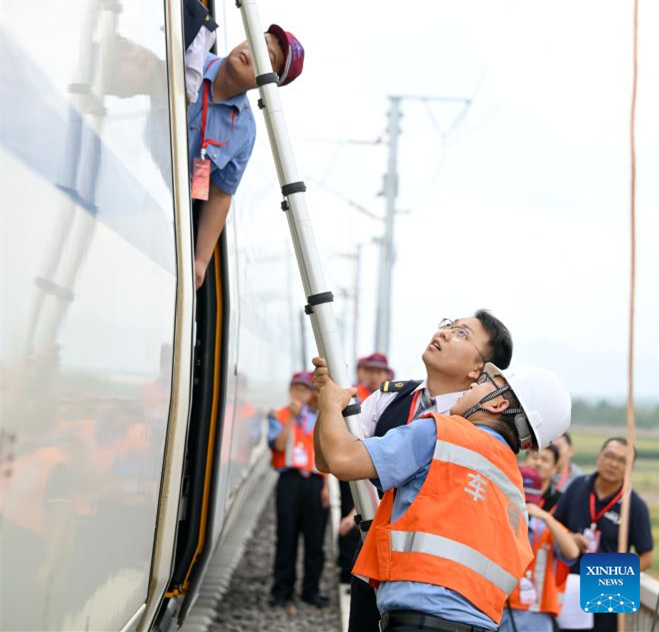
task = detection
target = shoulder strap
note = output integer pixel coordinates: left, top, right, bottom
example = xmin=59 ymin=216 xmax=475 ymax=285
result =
xmin=374 ymin=380 xmax=422 ymax=438
xmin=380 ymin=379 xmax=419 ymax=393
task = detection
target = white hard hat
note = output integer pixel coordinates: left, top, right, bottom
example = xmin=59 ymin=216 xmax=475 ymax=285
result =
xmin=492 ymin=363 xmax=572 ymax=450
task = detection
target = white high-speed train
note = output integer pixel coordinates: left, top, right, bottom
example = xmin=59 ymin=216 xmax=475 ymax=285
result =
xmin=0 ymin=1 xmax=304 ymax=629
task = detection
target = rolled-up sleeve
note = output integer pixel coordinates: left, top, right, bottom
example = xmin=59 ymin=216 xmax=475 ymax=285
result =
xmin=362 ymin=417 xmax=436 ymax=492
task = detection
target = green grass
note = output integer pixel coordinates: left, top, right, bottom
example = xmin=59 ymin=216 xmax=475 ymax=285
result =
xmin=570 ymin=426 xmax=659 ymax=578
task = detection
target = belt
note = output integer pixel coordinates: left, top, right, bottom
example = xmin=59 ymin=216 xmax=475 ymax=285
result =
xmin=379 ymin=610 xmax=490 ymax=632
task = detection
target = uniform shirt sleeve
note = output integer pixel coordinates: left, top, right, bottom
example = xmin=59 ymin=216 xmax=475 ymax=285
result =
xmin=267 ymin=412 xmax=285 ymax=449
xmin=630 ymin=494 xmax=654 ymax=554
xmin=362 ymin=417 xmax=436 ymax=492
xmin=211 ymin=122 xmax=256 ymax=195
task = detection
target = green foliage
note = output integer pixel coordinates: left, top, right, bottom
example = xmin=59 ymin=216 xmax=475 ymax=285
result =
xmin=572 ymin=399 xmax=659 ymax=429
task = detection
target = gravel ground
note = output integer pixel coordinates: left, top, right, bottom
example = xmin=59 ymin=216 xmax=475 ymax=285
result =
xmin=211 ymin=495 xmax=341 ymax=632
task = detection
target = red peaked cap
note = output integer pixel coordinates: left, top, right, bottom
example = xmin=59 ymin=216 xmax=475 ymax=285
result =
xmin=266 ymin=24 xmax=304 ymax=86
xmin=290 ymin=371 xmax=314 ymax=389
xmin=357 ymin=353 xmax=391 ymax=371
xmin=519 ymin=466 xmax=543 ymax=505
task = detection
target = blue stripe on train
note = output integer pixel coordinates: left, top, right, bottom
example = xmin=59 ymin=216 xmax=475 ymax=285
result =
xmin=0 ymin=30 xmax=178 ymax=274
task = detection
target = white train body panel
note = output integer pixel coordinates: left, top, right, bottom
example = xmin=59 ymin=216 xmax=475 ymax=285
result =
xmin=0 ymin=1 xmax=298 ymax=629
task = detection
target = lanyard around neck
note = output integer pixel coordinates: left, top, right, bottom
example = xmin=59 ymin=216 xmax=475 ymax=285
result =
xmin=200 ymin=58 xmax=236 ymax=158
xmin=589 ymin=487 xmax=624 ymax=524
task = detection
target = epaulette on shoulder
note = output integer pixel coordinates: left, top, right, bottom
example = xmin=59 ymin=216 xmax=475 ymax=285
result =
xmin=380 ymin=380 xmax=414 ymax=393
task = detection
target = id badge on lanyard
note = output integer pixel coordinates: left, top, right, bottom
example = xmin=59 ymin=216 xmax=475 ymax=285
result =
xmin=584 ymin=524 xmax=601 ymax=554
xmin=292 ymin=442 xmax=308 ymax=469
xmin=519 ymin=571 xmax=538 ymax=606
xmin=586 ymin=487 xmax=623 ymax=554
xmin=191 ymin=157 xmax=211 ymax=200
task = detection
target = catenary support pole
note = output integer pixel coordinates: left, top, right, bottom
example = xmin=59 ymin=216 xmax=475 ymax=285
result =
xmin=374 ymin=97 xmax=401 ymax=355
xmin=236 ymin=0 xmax=379 ymax=530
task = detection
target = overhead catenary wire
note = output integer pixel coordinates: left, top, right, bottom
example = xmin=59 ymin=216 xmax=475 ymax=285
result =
xmin=617 ymin=0 xmax=639 ymax=630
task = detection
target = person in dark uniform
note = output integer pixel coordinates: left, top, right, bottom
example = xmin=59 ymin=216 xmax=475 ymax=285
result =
xmin=553 ymin=437 xmax=654 ymax=632
xmin=338 ymin=353 xmax=395 ymax=584
xmin=343 ymin=311 xmax=515 ymax=632
xmin=267 ymin=372 xmax=330 ymax=610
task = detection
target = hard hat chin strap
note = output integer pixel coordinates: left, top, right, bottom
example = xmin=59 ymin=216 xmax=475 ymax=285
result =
xmin=462 ymin=384 xmax=512 ymax=419
xmin=463 ymin=385 xmax=534 ymax=449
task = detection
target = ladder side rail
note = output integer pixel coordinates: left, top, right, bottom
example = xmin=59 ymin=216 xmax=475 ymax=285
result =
xmin=237 ymin=0 xmax=379 ymax=525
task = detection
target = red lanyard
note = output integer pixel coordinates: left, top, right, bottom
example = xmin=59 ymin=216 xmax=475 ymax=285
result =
xmin=200 ymin=58 xmax=236 ymax=158
xmin=589 ymin=488 xmax=624 ymax=525
xmin=407 ymin=390 xmax=422 ymax=423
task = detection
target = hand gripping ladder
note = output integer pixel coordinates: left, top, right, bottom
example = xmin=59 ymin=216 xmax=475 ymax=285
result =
xmin=236 ymin=0 xmax=379 ymax=533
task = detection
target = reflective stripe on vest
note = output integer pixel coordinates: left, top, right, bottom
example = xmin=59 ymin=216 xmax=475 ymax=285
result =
xmin=433 ymin=440 xmax=527 ymax=522
xmin=284 ymin=425 xmax=296 ymax=468
xmin=390 ymin=530 xmax=518 ymax=594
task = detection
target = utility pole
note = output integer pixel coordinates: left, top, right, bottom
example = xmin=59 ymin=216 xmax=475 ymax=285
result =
xmin=374 ymin=96 xmax=401 ymax=355
xmin=353 ymin=243 xmax=362 ymax=363
xmin=374 ymin=94 xmax=471 ymax=355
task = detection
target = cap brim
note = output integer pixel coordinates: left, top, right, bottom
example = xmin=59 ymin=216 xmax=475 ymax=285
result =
xmin=266 ymin=24 xmax=290 ymax=83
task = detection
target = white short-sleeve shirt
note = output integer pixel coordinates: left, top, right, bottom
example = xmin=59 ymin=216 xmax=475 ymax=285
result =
xmin=357 ymin=380 xmax=464 ymax=439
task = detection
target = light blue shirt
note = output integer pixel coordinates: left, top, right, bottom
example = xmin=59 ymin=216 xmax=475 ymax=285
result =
xmin=187 ymin=54 xmax=256 ymax=195
xmin=362 ymin=417 xmax=510 ymax=631
xmin=267 ymin=406 xmax=317 ymax=472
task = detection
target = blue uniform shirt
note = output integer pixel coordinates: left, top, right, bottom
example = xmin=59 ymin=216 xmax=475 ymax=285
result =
xmin=187 ymin=54 xmax=256 ymax=195
xmin=362 ymin=417 xmax=510 ymax=631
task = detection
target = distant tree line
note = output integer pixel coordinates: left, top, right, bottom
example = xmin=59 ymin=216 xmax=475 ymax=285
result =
xmin=572 ymin=399 xmax=659 ymax=429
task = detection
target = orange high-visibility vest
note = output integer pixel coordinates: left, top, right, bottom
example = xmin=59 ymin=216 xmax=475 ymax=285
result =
xmin=353 ymin=413 xmax=533 ymax=624
xmin=508 ymin=518 xmax=565 ymax=616
xmin=355 ymin=383 xmax=372 ymax=404
xmin=270 ymin=407 xmax=316 ymax=474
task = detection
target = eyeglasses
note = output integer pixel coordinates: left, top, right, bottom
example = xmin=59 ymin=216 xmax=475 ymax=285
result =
xmin=600 ymin=451 xmax=627 ymax=468
xmin=437 ymin=318 xmax=487 ymax=363
xmin=477 ymin=369 xmax=501 ymax=390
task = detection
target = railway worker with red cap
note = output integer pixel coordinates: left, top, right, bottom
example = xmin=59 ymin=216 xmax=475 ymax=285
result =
xmin=498 ymin=466 xmax=580 ymax=632
xmin=188 ymin=24 xmax=304 ymax=289
xmin=312 ymin=356 xmax=572 ymax=632
xmin=354 ymin=353 xmax=393 ymax=404
xmin=333 ymin=311 xmax=514 ymax=631
xmin=267 ymin=371 xmax=330 ymax=610
xmin=338 ymin=353 xmax=395 ymax=582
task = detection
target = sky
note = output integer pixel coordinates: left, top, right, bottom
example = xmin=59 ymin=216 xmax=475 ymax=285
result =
xmin=230 ymin=1 xmax=659 ymax=401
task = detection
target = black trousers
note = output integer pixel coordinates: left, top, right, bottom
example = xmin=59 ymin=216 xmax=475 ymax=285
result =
xmin=348 ymin=565 xmax=381 ymax=632
xmin=338 ymin=480 xmax=360 ymax=583
xmin=561 ymin=612 xmax=617 ymax=632
xmin=271 ymin=469 xmax=328 ymax=601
